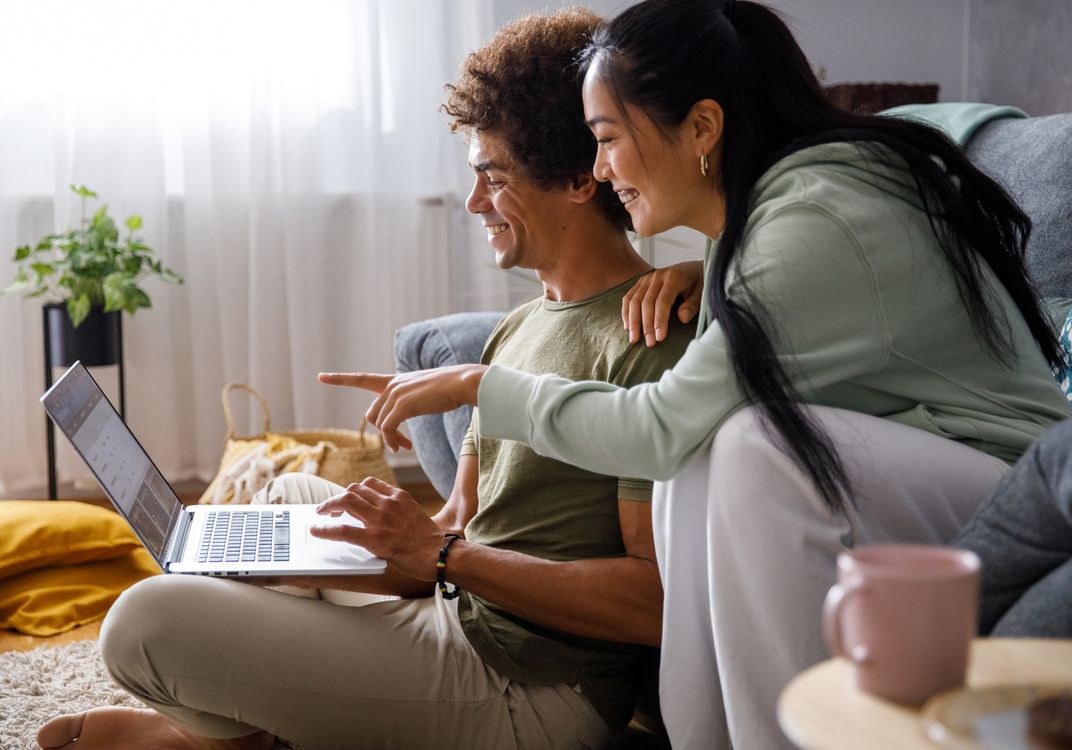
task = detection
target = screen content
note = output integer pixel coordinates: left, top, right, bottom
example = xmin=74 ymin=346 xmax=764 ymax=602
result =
xmin=45 ymin=366 xmax=177 ymax=559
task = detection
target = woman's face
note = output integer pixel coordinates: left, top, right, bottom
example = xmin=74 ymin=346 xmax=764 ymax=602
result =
xmin=582 ymin=61 xmax=723 ymax=238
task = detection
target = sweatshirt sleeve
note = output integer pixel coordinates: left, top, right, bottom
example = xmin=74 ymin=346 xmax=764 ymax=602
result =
xmin=477 ymin=201 xmax=890 ymax=480
xmin=478 ymin=328 xmax=746 ymax=480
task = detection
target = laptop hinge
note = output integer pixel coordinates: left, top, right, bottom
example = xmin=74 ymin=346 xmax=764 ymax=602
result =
xmin=164 ymin=510 xmax=194 ymax=570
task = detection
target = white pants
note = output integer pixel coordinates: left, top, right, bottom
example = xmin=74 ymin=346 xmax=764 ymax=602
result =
xmin=652 ymin=406 xmax=1008 ymax=750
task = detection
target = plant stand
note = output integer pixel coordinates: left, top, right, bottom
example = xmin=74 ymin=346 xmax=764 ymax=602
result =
xmin=42 ymin=304 xmax=125 ymax=500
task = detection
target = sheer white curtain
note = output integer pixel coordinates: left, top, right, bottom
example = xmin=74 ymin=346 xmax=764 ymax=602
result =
xmin=0 ymin=0 xmax=497 ymax=495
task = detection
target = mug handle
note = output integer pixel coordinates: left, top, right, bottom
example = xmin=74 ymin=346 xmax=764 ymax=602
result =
xmin=822 ymin=579 xmax=870 ymax=663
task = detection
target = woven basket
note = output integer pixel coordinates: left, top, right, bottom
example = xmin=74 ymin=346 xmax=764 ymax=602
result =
xmin=824 ymin=82 xmax=940 ymax=115
xmin=198 ymin=383 xmax=397 ymax=504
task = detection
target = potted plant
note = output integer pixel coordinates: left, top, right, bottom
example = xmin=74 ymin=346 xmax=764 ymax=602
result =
xmin=3 ymin=184 xmax=184 ymax=366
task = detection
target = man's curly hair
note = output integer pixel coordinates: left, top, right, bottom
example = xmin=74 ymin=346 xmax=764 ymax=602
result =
xmin=443 ymin=9 xmax=630 ymax=230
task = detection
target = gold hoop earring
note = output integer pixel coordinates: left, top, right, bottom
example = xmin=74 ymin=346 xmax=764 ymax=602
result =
xmin=699 ymin=153 xmax=709 ymax=177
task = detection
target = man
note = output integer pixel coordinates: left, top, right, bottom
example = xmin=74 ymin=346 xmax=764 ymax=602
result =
xmin=37 ymin=10 xmax=692 ymax=750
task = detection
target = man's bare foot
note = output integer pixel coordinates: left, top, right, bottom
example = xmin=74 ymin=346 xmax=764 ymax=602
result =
xmin=37 ymin=707 xmax=276 ymax=750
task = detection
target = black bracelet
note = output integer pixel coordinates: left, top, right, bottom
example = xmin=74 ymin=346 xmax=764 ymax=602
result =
xmin=436 ymin=533 xmax=463 ymax=600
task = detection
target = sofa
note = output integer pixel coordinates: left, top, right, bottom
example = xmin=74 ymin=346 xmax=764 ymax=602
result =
xmin=392 ymin=109 xmax=1072 ymax=748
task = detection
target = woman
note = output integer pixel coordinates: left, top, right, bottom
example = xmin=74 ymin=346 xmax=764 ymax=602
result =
xmin=330 ymin=0 xmax=1070 ymax=746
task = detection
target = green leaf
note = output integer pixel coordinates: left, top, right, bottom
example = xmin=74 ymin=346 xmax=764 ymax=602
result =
xmin=124 ymin=285 xmax=154 ymax=312
xmin=125 ymin=215 xmax=143 ymax=231
xmin=3 ymin=281 xmax=32 ymax=295
xmin=161 ymin=268 xmax=184 ymax=284
xmin=102 ymin=272 xmax=125 ymax=312
xmin=48 ymin=234 xmax=71 ymax=249
xmin=31 ymin=262 xmax=54 ymax=276
xmin=88 ymin=206 xmax=120 ymax=244
xmin=70 ymin=184 xmax=97 ymax=199
xmin=100 ymin=217 xmax=119 ymax=244
xmin=131 ymin=286 xmax=151 ymax=311
xmin=67 ymin=294 xmax=91 ymax=328
xmin=14 ymin=245 xmax=31 ymax=261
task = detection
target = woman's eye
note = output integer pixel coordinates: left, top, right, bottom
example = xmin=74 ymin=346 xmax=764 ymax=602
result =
xmin=595 ymin=136 xmax=614 ymax=145
xmin=488 ymin=180 xmax=505 ymax=190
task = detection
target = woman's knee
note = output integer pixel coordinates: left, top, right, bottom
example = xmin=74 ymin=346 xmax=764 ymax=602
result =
xmin=707 ymin=406 xmax=852 ymax=542
xmin=709 ymin=407 xmax=805 ymax=516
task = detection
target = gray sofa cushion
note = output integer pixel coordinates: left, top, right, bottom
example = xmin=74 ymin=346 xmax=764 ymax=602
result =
xmin=965 ymin=114 xmax=1072 ymax=299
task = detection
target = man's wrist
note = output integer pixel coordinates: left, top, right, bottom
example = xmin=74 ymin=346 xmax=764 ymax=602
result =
xmin=435 ymin=534 xmax=465 ymax=599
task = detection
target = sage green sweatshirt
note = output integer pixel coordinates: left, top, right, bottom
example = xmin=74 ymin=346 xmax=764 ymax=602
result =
xmin=477 ymin=139 xmax=1071 ymax=480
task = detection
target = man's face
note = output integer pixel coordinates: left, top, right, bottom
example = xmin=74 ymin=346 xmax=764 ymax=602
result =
xmin=465 ymin=130 xmax=572 ymax=271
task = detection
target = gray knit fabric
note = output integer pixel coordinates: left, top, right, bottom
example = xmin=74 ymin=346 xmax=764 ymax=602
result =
xmin=966 ymin=114 xmax=1072 ymax=299
xmin=953 ymin=418 xmax=1072 ymax=637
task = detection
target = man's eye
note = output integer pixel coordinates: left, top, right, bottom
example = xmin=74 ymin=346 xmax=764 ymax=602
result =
xmin=488 ymin=180 xmax=506 ymax=189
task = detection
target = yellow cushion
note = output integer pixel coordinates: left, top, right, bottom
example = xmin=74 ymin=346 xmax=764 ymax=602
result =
xmin=0 ymin=500 xmax=141 ymax=580
xmin=0 ymin=548 xmax=161 ymax=636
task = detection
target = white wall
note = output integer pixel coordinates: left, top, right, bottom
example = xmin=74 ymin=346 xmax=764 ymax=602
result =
xmin=493 ymin=0 xmax=630 ymax=28
xmin=494 ymin=0 xmax=969 ymax=100
xmin=770 ymin=0 xmax=967 ymax=100
xmin=967 ymin=0 xmax=1072 ymax=116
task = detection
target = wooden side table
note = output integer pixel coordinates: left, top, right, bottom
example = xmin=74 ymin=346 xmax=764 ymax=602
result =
xmin=777 ymin=638 xmax=1072 ymax=750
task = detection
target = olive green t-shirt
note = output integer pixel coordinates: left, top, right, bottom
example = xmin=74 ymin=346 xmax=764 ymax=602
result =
xmin=456 ymin=274 xmax=694 ymax=730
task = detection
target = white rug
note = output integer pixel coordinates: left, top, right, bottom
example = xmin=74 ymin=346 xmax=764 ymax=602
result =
xmin=0 ymin=640 xmax=298 ymax=750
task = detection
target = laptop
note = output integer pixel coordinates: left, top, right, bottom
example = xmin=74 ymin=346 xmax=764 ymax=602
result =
xmin=41 ymin=361 xmax=387 ymax=578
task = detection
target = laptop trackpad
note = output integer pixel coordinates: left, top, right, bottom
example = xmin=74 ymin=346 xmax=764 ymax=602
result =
xmin=305 ymin=518 xmax=377 ymax=561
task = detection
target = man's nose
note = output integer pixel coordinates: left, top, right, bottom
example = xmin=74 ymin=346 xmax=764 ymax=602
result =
xmin=466 ymin=179 xmax=490 ymax=215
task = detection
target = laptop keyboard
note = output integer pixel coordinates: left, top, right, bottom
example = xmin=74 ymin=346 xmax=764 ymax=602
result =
xmin=197 ymin=510 xmax=290 ymax=564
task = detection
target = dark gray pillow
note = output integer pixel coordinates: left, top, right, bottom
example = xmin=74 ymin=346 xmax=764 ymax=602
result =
xmin=965 ymin=114 xmax=1072 ymax=299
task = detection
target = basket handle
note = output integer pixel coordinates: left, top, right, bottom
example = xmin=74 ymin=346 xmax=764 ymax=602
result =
xmin=221 ymin=383 xmax=271 ymax=440
xmin=356 ymin=417 xmax=377 ymax=446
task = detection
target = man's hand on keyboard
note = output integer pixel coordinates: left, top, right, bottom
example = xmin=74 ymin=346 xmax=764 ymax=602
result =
xmin=311 ymin=477 xmax=445 ymax=583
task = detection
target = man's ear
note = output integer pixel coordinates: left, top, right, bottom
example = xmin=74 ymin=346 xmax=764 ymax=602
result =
xmin=567 ymin=173 xmax=599 ymax=204
xmin=687 ymin=98 xmax=724 ymax=159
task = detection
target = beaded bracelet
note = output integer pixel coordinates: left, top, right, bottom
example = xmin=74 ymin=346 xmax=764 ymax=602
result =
xmin=436 ymin=533 xmax=463 ymax=600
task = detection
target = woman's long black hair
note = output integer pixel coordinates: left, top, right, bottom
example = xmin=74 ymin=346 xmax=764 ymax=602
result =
xmin=580 ymin=0 xmax=1061 ymax=516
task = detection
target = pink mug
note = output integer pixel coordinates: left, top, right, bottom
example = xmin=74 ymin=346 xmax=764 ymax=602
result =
xmin=822 ymin=544 xmax=980 ymax=705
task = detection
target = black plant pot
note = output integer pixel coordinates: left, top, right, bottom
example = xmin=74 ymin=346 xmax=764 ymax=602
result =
xmin=44 ymin=302 xmax=122 ymax=367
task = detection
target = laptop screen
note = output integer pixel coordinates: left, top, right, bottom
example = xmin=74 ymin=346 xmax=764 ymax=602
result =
xmin=41 ymin=362 xmax=182 ymax=562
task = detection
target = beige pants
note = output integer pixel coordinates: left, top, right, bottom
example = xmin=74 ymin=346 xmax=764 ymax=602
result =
xmin=99 ymin=492 xmax=610 ymax=749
